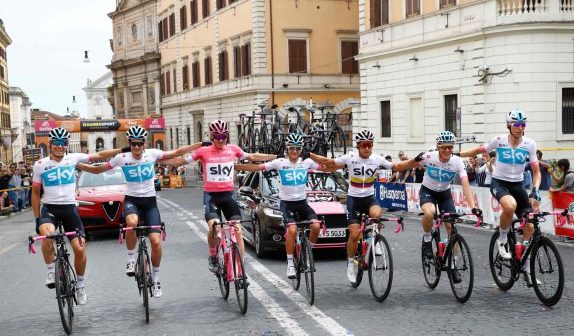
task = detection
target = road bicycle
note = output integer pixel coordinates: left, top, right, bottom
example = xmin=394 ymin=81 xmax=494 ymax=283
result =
xmin=287 ymin=217 xmax=326 ymax=305
xmin=29 ymin=225 xmax=82 ymax=335
xmin=307 ymin=105 xmax=347 ymax=158
xmin=421 ymin=210 xmax=481 ymax=303
xmin=212 ymin=219 xmax=250 ymax=314
xmin=119 ymin=222 xmax=166 ymax=323
xmin=351 ymin=213 xmax=403 ymax=302
xmin=489 ymin=210 xmax=567 ymax=306
xmin=286 ymin=105 xmax=311 ymax=135
xmin=256 ymin=103 xmax=288 ymax=154
xmin=238 ymin=110 xmax=258 ymax=153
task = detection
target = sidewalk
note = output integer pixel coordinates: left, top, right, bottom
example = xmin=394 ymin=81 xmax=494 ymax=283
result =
xmin=0 ymin=207 xmax=31 ymax=223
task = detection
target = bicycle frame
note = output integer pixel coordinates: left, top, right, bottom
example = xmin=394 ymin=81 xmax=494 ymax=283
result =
xmin=433 ymin=212 xmax=481 ymax=269
xmin=212 ymin=220 xmax=246 ymax=282
xmin=356 ymin=214 xmax=403 ymax=269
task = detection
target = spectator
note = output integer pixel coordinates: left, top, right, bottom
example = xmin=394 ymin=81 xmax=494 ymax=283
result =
xmin=536 ymin=150 xmax=552 ymax=191
xmin=549 ymin=159 xmax=574 ymax=192
xmin=20 ymin=167 xmax=31 ymax=209
xmin=0 ymin=191 xmax=13 ymax=215
xmin=0 ymin=166 xmax=10 ymax=191
xmin=7 ymin=164 xmax=22 ymax=212
xmin=397 ymin=154 xmax=414 ymax=183
xmin=466 ymin=156 xmax=478 ymax=186
xmin=478 ymin=150 xmax=496 ymax=187
xmin=476 ymin=153 xmax=487 ymax=187
xmin=523 ymin=157 xmax=532 ymax=190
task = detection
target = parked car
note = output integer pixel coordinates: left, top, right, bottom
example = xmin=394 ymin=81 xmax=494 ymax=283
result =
xmin=237 ymin=170 xmax=348 ymax=258
xmin=76 ymin=166 xmax=126 ymax=235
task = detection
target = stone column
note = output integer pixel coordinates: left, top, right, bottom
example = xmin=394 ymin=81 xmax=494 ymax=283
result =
xmin=155 ymin=80 xmax=161 ymax=115
xmin=123 ymin=86 xmax=129 ymax=118
xmin=142 ymin=83 xmax=149 ymax=117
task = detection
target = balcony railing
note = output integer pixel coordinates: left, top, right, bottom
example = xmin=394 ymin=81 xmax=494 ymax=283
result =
xmin=498 ymin=0 xmax=573 ymax=15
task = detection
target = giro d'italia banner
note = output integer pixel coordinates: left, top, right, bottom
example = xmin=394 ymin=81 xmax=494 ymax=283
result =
xmin=551 ymin=191 xmax=574 ymax=238
xmin=374 ymin=182 xmax=408 ymax=211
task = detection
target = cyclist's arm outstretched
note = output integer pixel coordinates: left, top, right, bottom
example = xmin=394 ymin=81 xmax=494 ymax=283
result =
xmin=309 ymin=153 xmax=345 ymax=170
xmin=160 ymin=142 xmax=204 ymax=160
xmin=234 ymin=163 xmax=264 ymax=172
xmin=392 ymin=152 xmax=424 ymax=172
xmin=244 ymin=153 xmax=277 ymax=162
xmin=88 ymin=147 xmax=125 ymax=161
xmin=76 ymin=162 xmax=112 ymax=174
xmin=158 ymin=157 xmax=187 ymax=167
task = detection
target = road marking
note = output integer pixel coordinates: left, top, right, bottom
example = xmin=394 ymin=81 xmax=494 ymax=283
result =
xmin=0 ymin=242 xmax=19 ymax=257
xmin=158 ymin=197 xmax=350 ymax=336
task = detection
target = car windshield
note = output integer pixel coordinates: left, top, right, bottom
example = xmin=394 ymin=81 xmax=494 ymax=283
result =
xmin=261 ymin=170 xmax=348 ymax=196
xmin=78 ymin=167 xmax=126 ymax=187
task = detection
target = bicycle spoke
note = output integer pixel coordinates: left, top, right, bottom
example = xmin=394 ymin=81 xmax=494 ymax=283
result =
xmin=448 ymin=235 xmax=474 ymax=303
xmin=368 ymin=236 xmax=393 ymax=301
xmin=531 ymin=237 xmax=564 ymax=306
xmin=488 ymin=230 xmax=516 ymax=291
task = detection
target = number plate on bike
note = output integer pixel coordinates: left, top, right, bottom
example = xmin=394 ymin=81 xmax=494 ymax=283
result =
xmin=319 ymin=228 xmax=346 ymax=238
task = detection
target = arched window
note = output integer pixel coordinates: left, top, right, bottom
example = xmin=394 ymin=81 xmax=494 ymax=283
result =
xmin=155 ymin=140 xmax=164 ymax=150
xmin=96 ymin=138 xmax=105 ymax=152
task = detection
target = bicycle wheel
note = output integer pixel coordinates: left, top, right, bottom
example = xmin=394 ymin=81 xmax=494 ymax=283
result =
xmin=216 ymin=244 xmax=230 ymax=300
xmin=258 ymin=124 xmax=269 ymax=153
xmin=368 ymin=235 xmax=393 ymax=302
xmin=291 ymin=242 xmax=302 ymax=290
xmin=421 ymin=235 xmax=441 ymax=288
xmin=488 ymin=230 xmax=516 ymax=291
xmin=139 ymin=249 xmax=150 ymax=323
xmin=55 ymin=257 xmax=73 ymax=335
xmin=329 ymin=126 xmax=347 ymax=158
xmin=351 ymin=241 xmax=364 ymax=288
xmin=270 ymin=124 xmax=282 ymax=154
xmin=530 ymin=237 xmax=564 ymax=306
xmin=231 ymin=243 xmax=248 ymax=314
xmin=302 ymin=238 xmax=315 ymax=305
xmin=447 ymin=234 xmax=474 ymax=303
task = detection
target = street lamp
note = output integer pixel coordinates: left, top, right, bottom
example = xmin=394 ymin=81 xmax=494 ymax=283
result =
xmin=83 ymin=50 xmax=90 ymax=63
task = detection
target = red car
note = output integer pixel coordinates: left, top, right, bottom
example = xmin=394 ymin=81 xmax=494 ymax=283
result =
xmin=76 ymin=166 xmax=126 ymax=235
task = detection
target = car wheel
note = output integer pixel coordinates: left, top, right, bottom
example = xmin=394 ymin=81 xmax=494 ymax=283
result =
xmin=254 ymin=217 xmax=268 ymax=259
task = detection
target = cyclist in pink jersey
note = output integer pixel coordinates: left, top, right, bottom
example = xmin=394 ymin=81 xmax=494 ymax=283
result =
xmin=162 ymin=120 xmax=276 ymax=274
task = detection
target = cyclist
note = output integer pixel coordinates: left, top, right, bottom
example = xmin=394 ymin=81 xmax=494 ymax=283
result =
xmin=235 ymin=133 xmax=324 ymax=279
xmin=311 ymin=129 xmax=422 ymax=283
xmin=418 ymin=131 xmax=482 ymax=283
xmin=32 ymin=127 xmax=127 ymax=305
xmin=77 ymin=125 xmax=203 ymax=298
xmin=459 ymin=109 xmax=540 ymax=285
xmin=162 ymin=120 xmax=275 ymax=277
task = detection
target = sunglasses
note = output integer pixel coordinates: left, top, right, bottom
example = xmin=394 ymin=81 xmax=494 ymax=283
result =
xmin=359 ymin=142 xmax=373 ymax=149
xmin=130 ymin=142 xmax=144 ymax=147
xmin=512 ymin=122 xmax=527 ymax=128
xmin=51 ymin=139 xmax=69 ymax=147
xmin=438 ymin=145 xmax=454 ymax=150
xmin=287 ymin=146 xmax=302 ymax=152
xmin=212 ymin=133 xmax=228 ymax=141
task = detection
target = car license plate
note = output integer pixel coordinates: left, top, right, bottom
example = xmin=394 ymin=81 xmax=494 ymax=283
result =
xmin=319 ymin=228 xmax=346 ymax=238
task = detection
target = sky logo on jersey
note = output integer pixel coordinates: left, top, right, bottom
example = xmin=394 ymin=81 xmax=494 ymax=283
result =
xmin=122 ymin=161 xmax=155 ymax=183
xmin=209 ymin=164 xmax=233 ymax=177
xmin=279 ymin=168 xmax=307 ymax=186
xmin=497 ymin=147 xmax=528 ymax=165
xmin=42 ymin=165 xmax=76 ymax=187
xmin=427 ymin=166 xmax=455 ymax=182
xmin=352 ymin=166 xmax=377 ymax=177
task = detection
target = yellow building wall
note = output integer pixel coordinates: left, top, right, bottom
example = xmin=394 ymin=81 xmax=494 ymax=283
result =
xmin=423 ymin=0 xmax=436 ymax=15
xmin=390 ymin=0 xmax=403 ymax=23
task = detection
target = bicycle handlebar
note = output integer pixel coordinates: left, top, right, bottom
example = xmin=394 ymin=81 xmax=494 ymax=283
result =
xmin=434 ymin=212 xmax=482 ymax=229
xmin=357 ymin=213 xmax=404 ymax=234
xmin=285 ymin=219 xmax=327 ymax=236
xmin=28 ymin=228 xmax=83 ymax=254
xmin=119 ymin=223 xmax=166 ymax=244
xmin=516 ymin=210 xmax=570 ymax=229
xmin=210 ymin=219 xmax=251 ymax=238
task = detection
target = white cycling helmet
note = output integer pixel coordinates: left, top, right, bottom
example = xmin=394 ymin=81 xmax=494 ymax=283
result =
xmin=126 ymin=125 xmax=148 ymax=141
xmin=285 ymin=133 xmax=304 ymax=147
xmin=354 ymin=129 xmax=374 ymax=143
xmin=506 ymin=108 xmax=527 ymax=123
xmin=435 ymin=131 xmax=455 ymax=145
xmin=48 ymin=127 xmax=70 ymax=141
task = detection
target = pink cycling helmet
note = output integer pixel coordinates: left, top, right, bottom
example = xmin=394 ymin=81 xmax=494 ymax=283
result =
xmin=209 ymin=119 xmax=229 ymax=134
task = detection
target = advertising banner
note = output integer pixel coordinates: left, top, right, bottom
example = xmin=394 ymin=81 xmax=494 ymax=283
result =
xmin=551 ymin=191 xmax=574 ymax=238
xmin=145 ymin=117 xmax=165 ymax=130
xmin=374 ymin=182 xmax=408 ymax=211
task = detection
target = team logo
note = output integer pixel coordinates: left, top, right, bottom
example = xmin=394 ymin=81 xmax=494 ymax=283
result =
xmin=497 ymin=147 xmax=528 ymax=165
xmin=206 ymin=162 xmax=234 ymax=182
xmin=279 ymin=168 xmax=307 ymax=186
xmin=122 ymin=161 xmax=155 ymax=183
xmin=426 ymin=166 xmax=455 ymax=182
xmin=42 ymin=165 xmax=76 ymax=187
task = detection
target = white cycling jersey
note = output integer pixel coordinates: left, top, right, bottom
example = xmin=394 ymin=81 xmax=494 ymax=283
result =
xmin=334 ymin=152 xmax=393 ymax=197
xmin=481 ymin=134 xmax=538 ymax=183
xmin=107 ymin=149 xmax=164 ymax=197
xmin=32 ymin=153 xmax=90 ymax=205
xmin=262 ymin=158 xmax=319 ymax=201
xmin=419 ymin=151 xmax=467 ymax=192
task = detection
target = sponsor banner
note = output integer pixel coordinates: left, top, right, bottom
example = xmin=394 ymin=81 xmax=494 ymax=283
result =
xmin=80 ymin=120 xmax=122 ymax=131
xmin=22 ymin=148 xmax=43 ymax=165
xmin=374 ymin=182 xmax=408 ymax=211
xmin=551 ymin=191 xmax=574 ymax=238
xmin=35 ymin=120 xmax=57 ymax=132
xmin=145 ymin=117 xmax=165 ymax=130
xmin=35 ymin=119 xmax=149 ymax=134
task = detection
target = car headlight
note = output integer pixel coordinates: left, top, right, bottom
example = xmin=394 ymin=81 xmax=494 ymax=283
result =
xmin=263 ymin=207 xmax=283 ymax=219
xmin=76 ymin=200 xmax=96 ymax=206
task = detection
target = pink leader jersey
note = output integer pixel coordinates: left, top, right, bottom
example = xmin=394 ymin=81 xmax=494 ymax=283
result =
xmin=186 ymin=144 xmax=247 ymax=192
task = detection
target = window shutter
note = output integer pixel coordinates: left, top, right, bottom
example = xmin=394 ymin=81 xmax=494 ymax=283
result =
xmin=233 ymin=46 xmax=241 ymax=78
xmin=158 ymin=21 xmax=163 ymax=42
xmin=173 ymin=68 xmax=177 ymax=92
xmin=166 ymin=71 xmax=171 ymax=95
xmin=191 ymin=1 xmax=198 ymax=24
xmin=160 ymin=73 xmax=165 ymax=95
xmin=163 ymin=18 xmax=168 ymax=40
xmin=289 ymin=39 xmax=306 ymax=73
xmin=169 ymin=13 xmax=176 ymax=37
xmin=241 ymin=43 xmax=251 ymax=76
xmin=180 ymin=6 xmax=187 ymax=31
xmin=182 ymin=65 xmax=189 ymax=90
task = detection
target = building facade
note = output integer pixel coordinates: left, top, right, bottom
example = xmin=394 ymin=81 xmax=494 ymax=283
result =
xmin=157 ymin=0 xmax=360 ymax=148
xmin=0 ymin=19 xmax=13 ymax=165
xmin=359 ymin=0 xmax=574 ymax=159
xmin=31 ymin=110 xmax=82 ymax=156
xmin=83 ymin=72 xmax=117 ymax=153
xmin=9 ymin=87 xmax=33 ymax=163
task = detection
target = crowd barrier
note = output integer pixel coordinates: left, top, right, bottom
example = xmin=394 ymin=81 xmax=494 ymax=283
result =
xmin=374 ymin=182 xmax=574 ymax=238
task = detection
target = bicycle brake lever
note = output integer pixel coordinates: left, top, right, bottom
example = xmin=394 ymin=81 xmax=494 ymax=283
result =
xmin=394 ymin=221 xmax=403 ymax=234
xmin=474 ymin=216 xmax=482 ymax=228
xmin=28 ymin=236 xmax=36 ymax=254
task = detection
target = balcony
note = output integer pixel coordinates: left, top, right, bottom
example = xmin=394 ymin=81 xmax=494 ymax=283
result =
xmin=498 ymin=0 xmax=573 ymax=15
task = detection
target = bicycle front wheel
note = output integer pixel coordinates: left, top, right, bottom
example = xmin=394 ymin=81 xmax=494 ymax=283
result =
xmin=421 ymin=235 xmax=441 ymax=288
xmin=447 ymin=234 xmax=474 ymax=303
xmin=329 ymin=126 xmax=347 ymax=158
xmin=351 ymin=241 xmax=364 ymax=288
xmin=232 ymin=243 xmax=248 ymax=314
xmin=217 ymin=244 xmax=230 ymax=300
xmin=488 ymin=230 xmax=516 ymax=291
xmin=530 ymin=237 xmax=564 ymax=306
xmin=139 ymin=250 xmax=151 ymax=323
xmin=302 ymin=238 xmax=315 ymax=305
xmin=368 ymin=235 xmax=393 ymax=302
xmin=55 ymin=257 xmax=74 ymax=335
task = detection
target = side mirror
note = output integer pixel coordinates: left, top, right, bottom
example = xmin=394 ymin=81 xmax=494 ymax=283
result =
xmin=239 ymin=186 xmax=254 ymax=195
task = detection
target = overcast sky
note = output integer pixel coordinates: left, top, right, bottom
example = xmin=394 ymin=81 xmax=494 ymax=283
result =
xmin=1 ymin=0 xmax=114 ymax=117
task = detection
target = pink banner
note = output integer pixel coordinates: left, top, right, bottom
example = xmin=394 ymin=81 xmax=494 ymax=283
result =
xmin=145 ymin=117 xmax=165 ymax=130
xmin=35 ymin=120 xmax=57 ymax=132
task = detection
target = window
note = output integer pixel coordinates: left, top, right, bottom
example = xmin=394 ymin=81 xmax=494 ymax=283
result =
xmin=444 ymin=94 xmax=459 ymax=136
xmin=182 ymin=64 xmax=189 ymax=90
xmin=192 ymin=61 xmax=200 ymax=87
xmin=370 ymin=0 xmax=389 ymax=28
xmin=180 ymin=5 xmax=187 ymax=31
xmin=187 ymin=127 xmax=191 ymax=145
xmin=173 ymin=68 xmax=177 ymax=92
xmin=562 ymin=88 xmax=574 ymax=134
xmin=408 ymin=96 xmax=424 ymax=141
xmin=440 ymin=0 xmax=457 ymax=8
xmin=241 ymin=43 xmax=251 ymax=76
xmin=380 ymin=101 xmax=391 ymax=137
xmin=216 ymin=0 xmax=226 ymax=10
xmin=204 ymin=56 xmax=212 ymax=85
xmin=170 ymin=128 xmax=174 ymax=149
xmin=158 ymin=21 xmax=163 ymax=42
xmin=202 ymin=0 xmax=210 ymax=18
xmin=288 ymin=39 xmax=307 ymax=73
xmin=218 ymin=50 xmax=229 ymax=81
xmin=169 ymin=13 xmax=176 ymax=37
xmin=341 ymin=41 xmax=358 ymax=74
xmin=160 ymin=74 xmax=165 ymax=95
xmin=165 ymin=71 xmax=171 ymax=95
xmin=406 ymin=0 xmax=420 ymax=17
xmin=190 ymin=0 xmax=198 ymax=24
xmin=176 ymin=128 xmax=180 ymax=147
xmin=162 ymin=18 xmax=168 ymax=40
xmin=233 ymin=46 xmax=241 ymax=78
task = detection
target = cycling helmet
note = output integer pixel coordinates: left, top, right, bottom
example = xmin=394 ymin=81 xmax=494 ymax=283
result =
xmin=126 ymin=125 xmax=148 ymax=141
xmin=285 ymin=133 xmax=304 ymax=147
xmin=354 ymin=129 xmax=374 ymax=143
xmin=48 ymin=127 xmax=70 ymax=141
xmin=435 ymin=131 xmax=455 ymax=144
xmin=209 ymin=119 xmax=229 ymax=134
xmin=506 ymin=108 xmax=527 ymax=123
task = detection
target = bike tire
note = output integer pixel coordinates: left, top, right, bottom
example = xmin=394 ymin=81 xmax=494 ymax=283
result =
xmin=351 ymin=241 xmax=364 ymax=288
xmin=329 ymin=126 xmax=347 ymax=158
xmin=217 ymin=244 xmax=230 ymax=300
xmin=488 ymin=230 xmax=516 ymax=291
xmin=140 ymin=249 xmax=150 ymax=323
xmin=232 ymin=243 xmax=248 ymax=314
xmin=302 ymin=238 xmax=315 ymax=305
xmin=259 ymin=124 xmax=269 ymax=153
xmin=530 ymin=236 xmax=564 ymax=306
xmin=55 ymin=257 xmax=73 ymax=335
xmin=291 ymin=242 xmax=302 ymax=290
xmin=368 ymin=235 xmax=393 ymax=302
xmin=447 ymin=234 xmax=474 ymax=303
xmin=421 ymin=235 xmax=441 ymax=288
